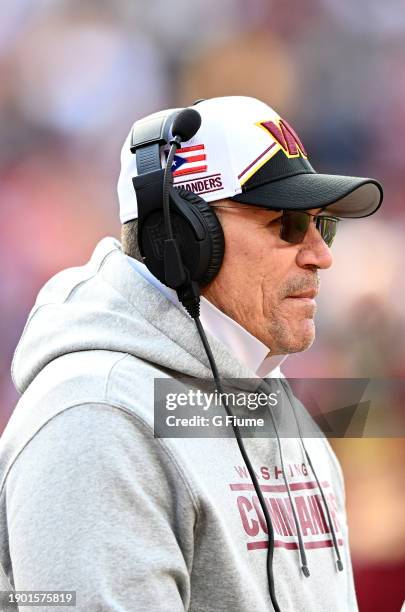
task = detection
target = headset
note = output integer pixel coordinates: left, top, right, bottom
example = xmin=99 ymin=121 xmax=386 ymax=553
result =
xmin=129 ymin=105 xmax=282 ymax=612
xmin=130 ymin=106 xmax=224 ymax=317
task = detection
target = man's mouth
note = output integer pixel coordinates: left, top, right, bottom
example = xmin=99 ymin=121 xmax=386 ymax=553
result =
xmin=287 ymin=289 xmax=318 ymax=299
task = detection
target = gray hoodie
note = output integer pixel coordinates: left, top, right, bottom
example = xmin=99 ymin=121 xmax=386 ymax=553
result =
xmin=0 ymin=237 xmax=358 ymax=611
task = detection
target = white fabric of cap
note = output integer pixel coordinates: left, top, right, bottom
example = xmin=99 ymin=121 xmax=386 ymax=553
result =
xmin=117 ymin=96 xmax=285 ymax=224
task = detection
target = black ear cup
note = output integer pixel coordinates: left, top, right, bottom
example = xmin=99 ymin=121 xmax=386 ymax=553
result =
xmin=138 ymin=187 xmax=224 ymax=288
xmin=174 ymin=188 xmax=225 ymax=286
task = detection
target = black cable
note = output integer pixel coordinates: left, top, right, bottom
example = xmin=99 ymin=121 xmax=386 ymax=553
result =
xmin=162 ymin=141 xmax=179 ymax=240
xmin=194 ymin=317 xmax=282 ymax=612
xmin=160 ymin=109 xmax=281 ymax=609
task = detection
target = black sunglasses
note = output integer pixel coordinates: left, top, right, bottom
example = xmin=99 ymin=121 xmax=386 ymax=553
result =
xmin=279 ymin=210 xmax=339 ymax=247
xmin=211 ymin=206 xmax=339 ymax=247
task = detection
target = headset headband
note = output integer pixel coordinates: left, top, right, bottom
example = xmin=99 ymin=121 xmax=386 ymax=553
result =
xmin=130 ymin=109 xmax=179 ymax=175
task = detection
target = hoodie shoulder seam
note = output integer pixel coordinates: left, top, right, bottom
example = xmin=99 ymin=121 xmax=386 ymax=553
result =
xmin=64 ymin=247 xmax=117 ymax=303
xmin=103 ymin=353 xmax=131 ymax=399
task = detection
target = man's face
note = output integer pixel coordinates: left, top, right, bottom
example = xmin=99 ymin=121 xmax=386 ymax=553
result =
xmin=201 ymin=202 xmax=333 ymax=354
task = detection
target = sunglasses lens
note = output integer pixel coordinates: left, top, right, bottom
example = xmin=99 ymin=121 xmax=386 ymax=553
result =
xmin=280 ymin=211 xmax=338 ymax=246
xmin=280 ymin=212 xmax=310 ymax=244
xmin=316 ymin=216 xmax=338 ymax=247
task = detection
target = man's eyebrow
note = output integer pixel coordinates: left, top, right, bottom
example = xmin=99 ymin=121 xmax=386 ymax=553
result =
xmin=211 ymin=205 xmax=282 ymax=214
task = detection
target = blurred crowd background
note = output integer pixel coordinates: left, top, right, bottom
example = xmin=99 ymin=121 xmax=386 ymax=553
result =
xmin=0 ymin=1 xmax=404 ymax=609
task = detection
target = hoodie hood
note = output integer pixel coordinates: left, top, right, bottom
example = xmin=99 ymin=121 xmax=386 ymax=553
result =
xmin=12 ymin=237 xmax=277 ymax=395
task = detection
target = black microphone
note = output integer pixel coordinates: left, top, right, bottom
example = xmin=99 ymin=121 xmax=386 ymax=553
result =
xmin=162 ymin=108 xmax=202 ymax=291
xmin=171 ymin=108 xmax=201 ymax=145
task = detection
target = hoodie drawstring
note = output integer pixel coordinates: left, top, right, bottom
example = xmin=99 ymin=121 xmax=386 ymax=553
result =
xmin=281 ymin=379 xmax=344 ymax=573
xmin=261 ymin=382 xmax=310 ymax=578
xmin=274 ymin=429 xmax=311 ymax=577
xmin=301 ymin=445 xmax=344 ymax=572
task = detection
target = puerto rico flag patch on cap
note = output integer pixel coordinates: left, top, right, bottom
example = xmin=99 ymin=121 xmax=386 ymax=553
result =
xmin=171 ymin=144 xmax=207 ymax=177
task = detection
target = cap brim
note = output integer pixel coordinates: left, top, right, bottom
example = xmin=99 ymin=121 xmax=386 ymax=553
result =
xmin=232 ymin=173 xmax=383 ymax=218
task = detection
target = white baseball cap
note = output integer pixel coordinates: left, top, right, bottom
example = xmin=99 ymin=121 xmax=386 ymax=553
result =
xmin=118 ymin=96 xmax=383 ymax=224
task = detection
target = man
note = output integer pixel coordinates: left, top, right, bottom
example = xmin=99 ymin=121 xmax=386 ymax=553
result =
xmin=0 ymin=97 xmax=383 ymax=611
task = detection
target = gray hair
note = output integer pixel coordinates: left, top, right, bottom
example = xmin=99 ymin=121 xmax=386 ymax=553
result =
xmin=121 ymin=220 xmax=143 ymax=262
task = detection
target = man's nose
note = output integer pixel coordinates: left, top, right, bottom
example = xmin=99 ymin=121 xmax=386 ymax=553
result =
xmin=295 ymin=220 xmax=333 ymax=270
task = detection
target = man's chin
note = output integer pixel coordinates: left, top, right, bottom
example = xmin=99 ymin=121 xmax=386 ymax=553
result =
xmin=288 ymin=336 xmax=315 ymax=354
xmin=273 ymin=320 xmax=316 ymax=354
xmin=289 ymin=322 xmax=316 ymax=353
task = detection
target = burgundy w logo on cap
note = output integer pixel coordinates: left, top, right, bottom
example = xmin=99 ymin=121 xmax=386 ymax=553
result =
xmin=259 ymin=118 xmax=308 ymax=159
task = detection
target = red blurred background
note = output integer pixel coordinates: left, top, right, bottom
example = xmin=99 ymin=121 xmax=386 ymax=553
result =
xmin=0 ymin=1 xmax=404 ymax=609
